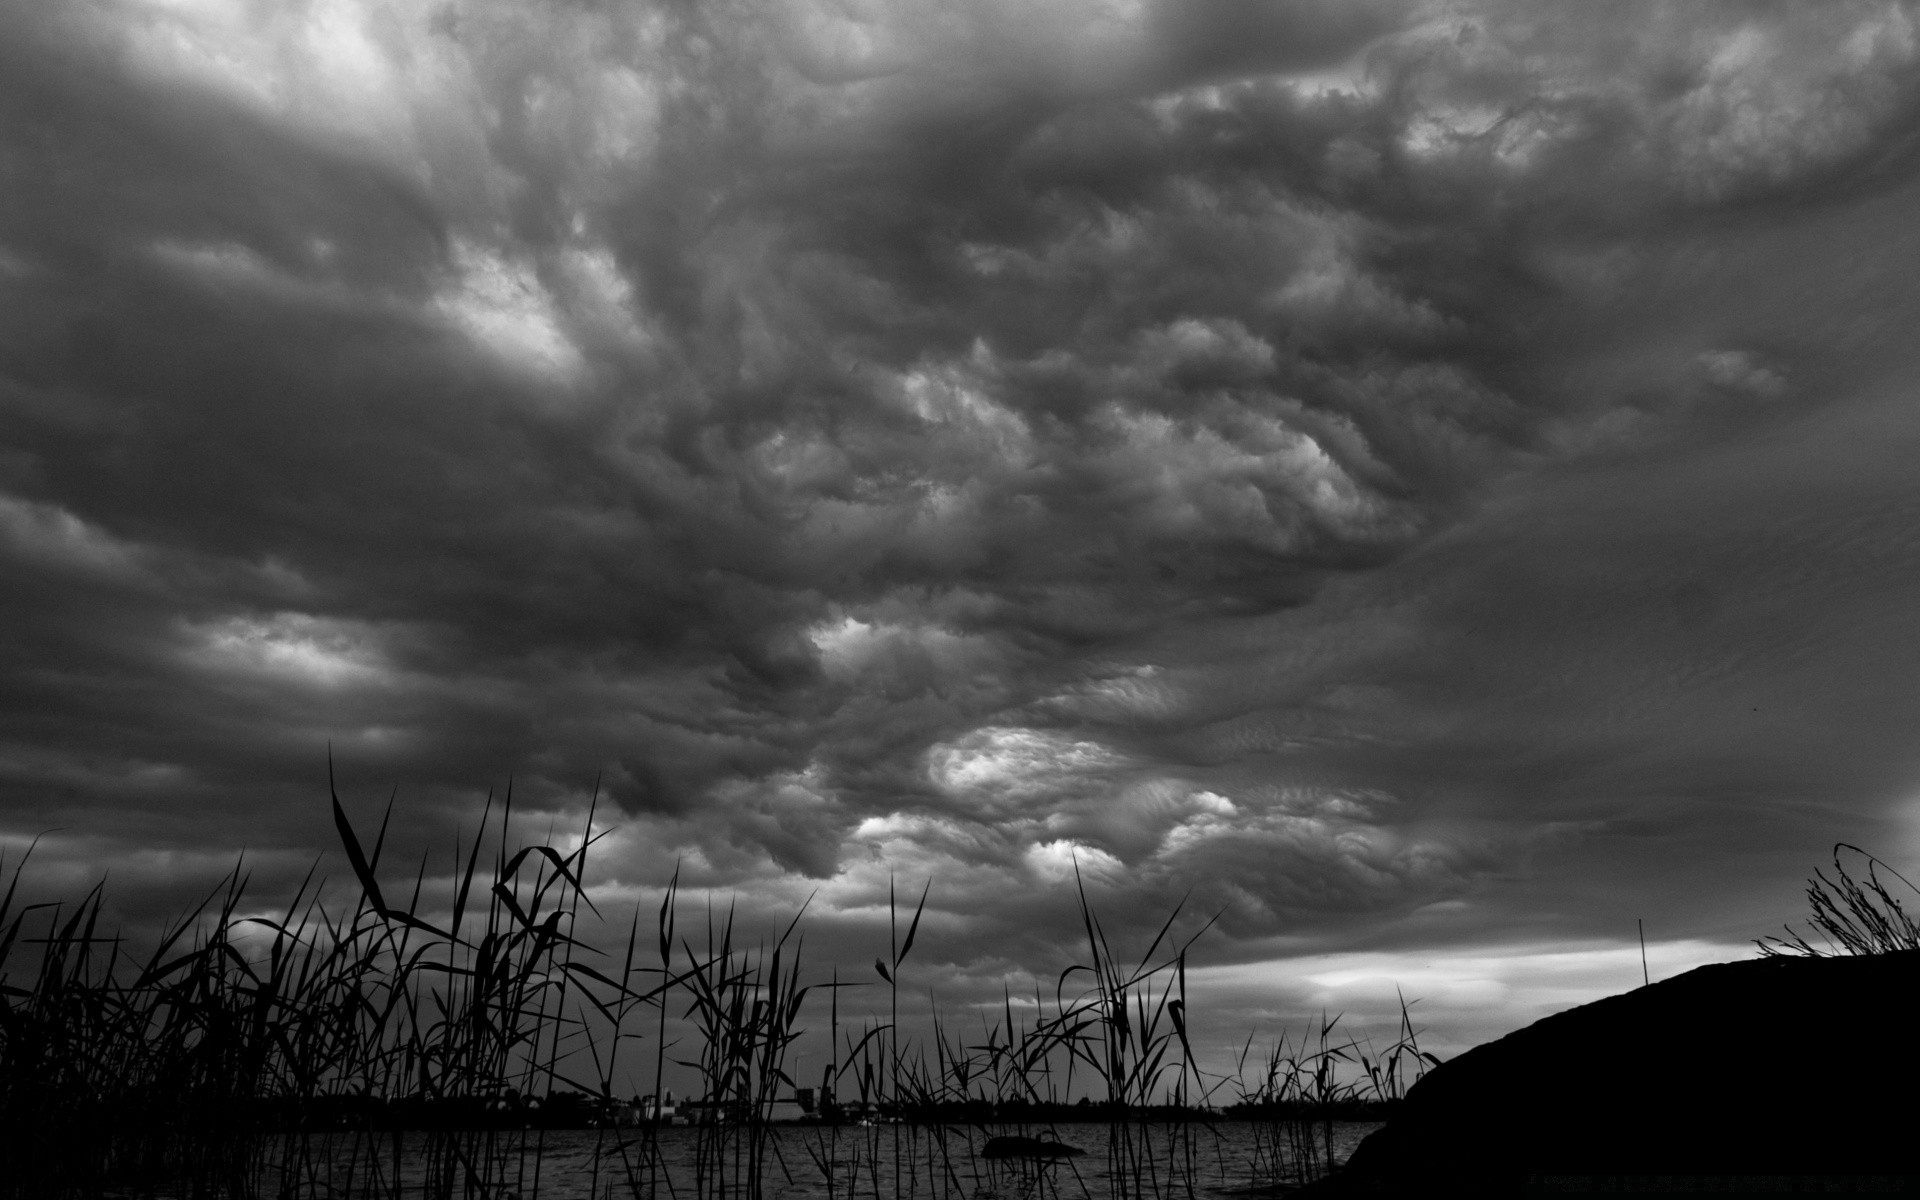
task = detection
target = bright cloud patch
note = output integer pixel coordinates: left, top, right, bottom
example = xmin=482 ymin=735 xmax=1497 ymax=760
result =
xmin=188 ymin=613 xmax=391 ymax=689
xmin=436 ymin=239 xmax=584 ymax=382
xmin=927 ymin=727 xmax=1124 ymax=806
xmin=1186 ymin=938 xmax=1750 ymax=1062
xmin=0 ymin=495 xmax=145 ymax=579
xmin=1025 ymin=838 xmax=1123 ymax=884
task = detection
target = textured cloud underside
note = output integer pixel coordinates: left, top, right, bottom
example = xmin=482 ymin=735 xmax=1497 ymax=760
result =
xmin=5 ymin=0 xmax=1920 ymax=967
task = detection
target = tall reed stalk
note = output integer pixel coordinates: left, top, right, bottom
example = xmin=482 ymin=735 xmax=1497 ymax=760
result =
xmin=2 ymin=783 xmax=1441 ymax=1200
xmin=1759 ymin=843 xmax=1920 ymax=957
xmin=0 ymin=773 xmax=675 ymax=1200
xmin=1223 ymin=996 xmax=1435 ymax=1190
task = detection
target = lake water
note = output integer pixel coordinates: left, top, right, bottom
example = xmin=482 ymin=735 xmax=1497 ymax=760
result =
xmin=257 ymin=1121 xmax=1383 ymax=1199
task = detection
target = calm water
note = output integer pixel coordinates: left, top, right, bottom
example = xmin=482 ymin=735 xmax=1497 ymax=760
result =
xmin=259 ymin=1121 xmax=1382 ymax=1199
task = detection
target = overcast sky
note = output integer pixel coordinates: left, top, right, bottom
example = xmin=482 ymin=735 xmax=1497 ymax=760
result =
xmin=6 ymin=0 xmax=1920 ymax=1076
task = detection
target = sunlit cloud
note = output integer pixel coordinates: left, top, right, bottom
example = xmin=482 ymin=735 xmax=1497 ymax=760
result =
xmin=186 ymin=612 xmax=392 ymax=689
xmin=435 ymin=237 xmax=586 ymax=384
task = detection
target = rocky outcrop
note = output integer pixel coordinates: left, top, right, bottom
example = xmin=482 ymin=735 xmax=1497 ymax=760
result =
xmin=1303 ymin=949 xmax=1920 ymax=1195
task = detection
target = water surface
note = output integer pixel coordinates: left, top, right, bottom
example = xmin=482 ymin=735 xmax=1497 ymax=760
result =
xmin=261 ymin=1121 xmax=1382 ymax=1198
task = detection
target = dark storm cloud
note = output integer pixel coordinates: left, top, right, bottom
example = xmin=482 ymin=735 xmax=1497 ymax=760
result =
xmin=6 ymin=0 xmax=1920 ymax=1051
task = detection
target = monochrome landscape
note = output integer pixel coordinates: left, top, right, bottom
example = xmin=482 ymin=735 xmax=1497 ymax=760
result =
xmin=4 ymin=0 xmax=1920 ymax=1194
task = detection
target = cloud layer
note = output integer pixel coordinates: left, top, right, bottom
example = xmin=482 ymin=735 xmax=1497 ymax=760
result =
xmin=6 ymin=0 xmax=1920 ymax=1053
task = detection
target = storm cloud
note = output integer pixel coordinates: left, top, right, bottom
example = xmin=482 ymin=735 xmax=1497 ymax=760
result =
xmin=6 ymin=0 xmax=1920 ymax=1059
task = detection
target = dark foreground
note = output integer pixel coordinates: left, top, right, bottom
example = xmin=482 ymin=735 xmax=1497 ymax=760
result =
xmin=1300 ymin=949 xmax=1920 ymax=1196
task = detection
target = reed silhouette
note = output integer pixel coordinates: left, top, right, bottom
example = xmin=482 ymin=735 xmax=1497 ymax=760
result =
xmin=1758 ymin=842 xmax=1920 ymax=957
xmin=0 ymin=779 xmax=1438 ymax=1199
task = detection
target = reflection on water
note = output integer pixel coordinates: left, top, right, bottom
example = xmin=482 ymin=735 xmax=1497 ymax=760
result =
xmin=262 ymin=1122 xmax=1381 ymax=1198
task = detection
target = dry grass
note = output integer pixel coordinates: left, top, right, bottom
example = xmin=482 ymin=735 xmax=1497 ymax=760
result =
xmin=1759 ymin=843 xmax=1920 ymax=958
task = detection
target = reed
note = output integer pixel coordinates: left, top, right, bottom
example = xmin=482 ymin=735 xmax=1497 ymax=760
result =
xmin=1 ymin=785 xmax=1432 ymax=1200
xmin=1759 ymin=843 xmax=1920 ymax=957
xmin=1222 ymin=992 xmax=1436 ymax=1190
xmin=671 ymin=892 xmax=813 ymax=1200
xmin=0 ymin=771 xmax=660 ymax=1200
xmin=1042 ymin=866 xmax=1216 ymax=1199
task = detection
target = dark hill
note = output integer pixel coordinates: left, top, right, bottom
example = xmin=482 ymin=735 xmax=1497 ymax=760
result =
xmin=1302 ymin=949 xmax=1920 ymax=1195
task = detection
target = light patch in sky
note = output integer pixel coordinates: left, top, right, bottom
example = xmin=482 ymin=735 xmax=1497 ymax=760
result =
xmin=153 ymin=239 xmax=274 ymax=280
xmin=189 ymin=612 xmax=391 ymax=689
xmin=1190 ymin=790 xmax=1236 ymax=815
xmin=1399 ymin=102 xmax=1503 ymax=160
xmin=807 ymin=616 xmax=879 ymax=674
xmin=807 ymin=614 xmax=995 ymax=685
xmin=1157 ymin=791 xmax=1240 ymax=856
xmin=0 ymin=495 xmax=145 ymax=580
xmin=1096 ymin=406 xmax=1390 ymax=547
xmin=1187 ymin=937 xmax=1751 ymax=1059
xmin=840 ymin=813 xmax=1009 ymax=891
xmin=790 ymin=0 xmax=1147 ymax=99
xmin=851 ymin=811 xmax=953 ymax=846
xmin=436 ymin=239 xmax=585 ymax=384
xmin=1151 ymin=82 xmax=1233 ymax=119
xmin=927 ymin=726 xmax=1123 ymax=802
xmin=898 ymin=364 xmax=1033 ymax=466
xmin=577 ymin=63 xmax=663 ymax=167
xmin=1284 ymin=57 xmax=1375 ymax=101
xmin=116 ymin=0 xmax=422 ymax=152
xmin=559 ymin=244 xmax=656 ymax=352
xmin=1025 ymin=838 xmax=1123 ymax=884
xmin=1045 ymin=664 xmax=1180 ymax=723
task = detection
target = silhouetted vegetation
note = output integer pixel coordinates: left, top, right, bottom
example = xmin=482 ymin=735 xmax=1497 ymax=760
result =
xmin=1758 ymin=842 xmax=1920 ymax=957
xmin=0 ymin=777 xmax=1436 ymax=1199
